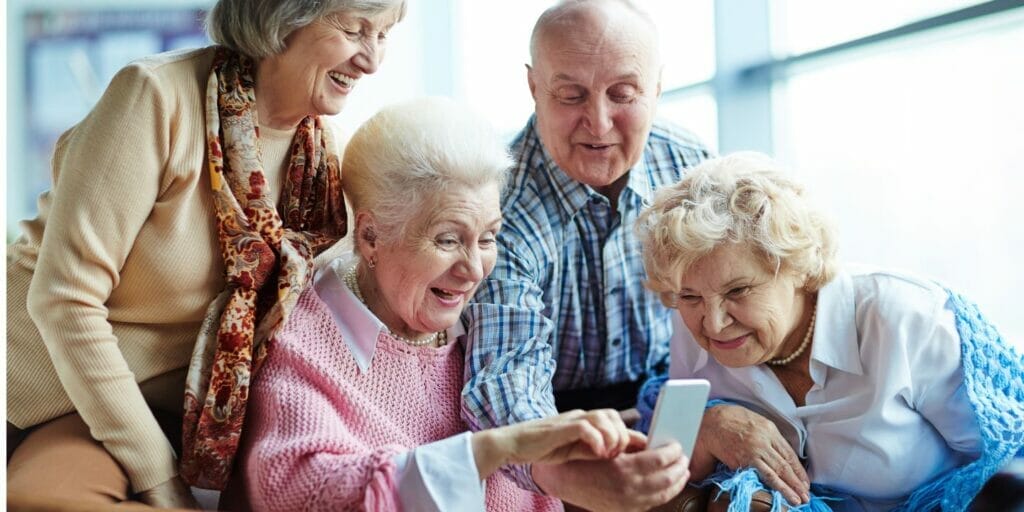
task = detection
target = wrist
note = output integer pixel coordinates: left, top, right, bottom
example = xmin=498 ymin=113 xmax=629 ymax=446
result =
xmin=471 ymin=430 xmax=507 ymax=480
xmin=689 ymin=439 xmax=717 ymax=481
xmin=531 ymin=462 xmax=561 ymax=497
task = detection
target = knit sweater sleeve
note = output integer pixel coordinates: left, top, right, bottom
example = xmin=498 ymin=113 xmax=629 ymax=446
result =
xmin=25 ymin=61 xmax=177 ymax=492
xmin=244 ymin=344 xmax=407 ymax=511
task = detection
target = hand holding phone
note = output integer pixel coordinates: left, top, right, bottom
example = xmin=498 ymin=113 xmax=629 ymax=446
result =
xmin=647 ymin=379 xmax=710 ymax=456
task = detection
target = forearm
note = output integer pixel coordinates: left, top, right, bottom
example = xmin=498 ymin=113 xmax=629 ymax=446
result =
xmin=28 ymin=297 xmax=176 ymax=491
xmin=688 ymin=433 xmax=720 ymax=481
xmin=462 ymin=272 xmax=560 ymax=489
xmin=461 ymin=371 xmax=558 ymax=493
xmin=529 ymin=461 xmax=593 ymax=505
xmin=530 ymin=462 xmax=565 ymax=498
xmin=462 ymin=312 xmax=557 ymax=427
xmin=251 ymin=447 xmax=403 ymax=512
xmin=471 ymin=430 xmax=507 ymax=479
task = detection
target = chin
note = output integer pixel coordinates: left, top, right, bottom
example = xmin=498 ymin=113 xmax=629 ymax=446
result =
xmin=423 ymin=317 xmax=458 ymax=334
xmin=314 ymin=100 xmax=346 ymax=117
xmin=711 ymin=353 xmax=754 ymax=369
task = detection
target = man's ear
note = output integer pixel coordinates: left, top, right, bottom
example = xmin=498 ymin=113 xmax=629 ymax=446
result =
xmin=527 ymin=64 xmax=538 ymax=100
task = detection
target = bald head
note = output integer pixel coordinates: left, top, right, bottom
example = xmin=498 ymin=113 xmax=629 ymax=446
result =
xmin=524 ymin=0 xmax=664 ymax=199
xmin=529 ymin=0 xmax=660 ymax=69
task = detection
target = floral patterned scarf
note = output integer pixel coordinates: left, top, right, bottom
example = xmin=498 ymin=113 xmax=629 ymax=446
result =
xmin=180 ymin=47 xmax=346 ymax=489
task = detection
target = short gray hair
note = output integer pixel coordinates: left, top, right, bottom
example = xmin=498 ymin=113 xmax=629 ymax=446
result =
xmin=529 ymin=0 xmax=659 ymax=67
xmin=638 ymin=152 xmax=839 ymax=304
xmin=343 ymin=97 xmax=513 ymax=245
xmin=205 ymin=0 xmax=406 ymax=59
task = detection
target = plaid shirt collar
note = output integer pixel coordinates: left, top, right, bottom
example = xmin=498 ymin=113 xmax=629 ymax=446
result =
xmin=527 ymin=116 xmax=656 ymax=218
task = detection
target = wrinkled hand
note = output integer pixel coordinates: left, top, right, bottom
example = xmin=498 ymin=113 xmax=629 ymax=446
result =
xmin=533 ymin=441 xmax=690 ymax=512
xmin=478 ymin=409 xmax=643 ymax=477
xmin=136 ymin=475 xmax=200 ymax=509
xmin=696 ymin=404 xmax=810 ymax=505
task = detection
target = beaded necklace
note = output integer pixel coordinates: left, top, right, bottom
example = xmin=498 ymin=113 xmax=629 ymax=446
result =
xmin=766 ymin=307 xmax=816 ymax=366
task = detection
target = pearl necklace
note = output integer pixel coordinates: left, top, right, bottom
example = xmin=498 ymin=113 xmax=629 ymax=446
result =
xmin=766 ymin=307 xmax=816 ymax=366
xmin=343 ymin=264 xmax=446 ymax=347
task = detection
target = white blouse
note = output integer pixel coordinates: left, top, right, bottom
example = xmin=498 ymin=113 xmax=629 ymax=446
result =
xmin=669 ymin=265 xmax=982 ymax=511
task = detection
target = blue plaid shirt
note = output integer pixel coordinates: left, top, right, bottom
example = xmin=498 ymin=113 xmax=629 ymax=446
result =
xmin=461 ymin=115 xmax=711 ymax=490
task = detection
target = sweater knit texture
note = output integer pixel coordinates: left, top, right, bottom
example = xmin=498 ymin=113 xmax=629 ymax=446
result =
xmin=6 ymin=46 xmax=341 ymax=491
xmin=237 ymin=285 xmax=561 ymax=511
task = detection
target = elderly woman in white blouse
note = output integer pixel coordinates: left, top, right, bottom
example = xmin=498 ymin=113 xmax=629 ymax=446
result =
xmin=636 ymin=152 xmax=1023 ymax=511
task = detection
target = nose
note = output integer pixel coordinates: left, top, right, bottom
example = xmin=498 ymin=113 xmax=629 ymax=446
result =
xmin=582 ymin=97 xmax=613 ymax=137
xmin=353 ymin=38 xmax=382 ymax=75
xmin=702 ymin=300 xmax=732 ymax=336
xmin=454 ymin=247 xmax=486 ymax=283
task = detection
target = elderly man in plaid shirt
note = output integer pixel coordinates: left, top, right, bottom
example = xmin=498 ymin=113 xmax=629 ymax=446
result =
xmin=461 ymin=1 xmax=812 ymax=511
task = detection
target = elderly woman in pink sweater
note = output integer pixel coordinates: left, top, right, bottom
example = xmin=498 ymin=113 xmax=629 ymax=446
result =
xmin=225 ymin=97 xmax=657 ymax=511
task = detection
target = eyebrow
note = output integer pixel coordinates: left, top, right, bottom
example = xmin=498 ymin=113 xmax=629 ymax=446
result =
xmin=434 ymin=216 xmax=504 ymax=230
xmin=550 ymin=72 xmax=641 ymax=84
xmin=679 ymin=277 xmax=753 ymax=294
xmin=551 ymin=73 xmax=579 ymax=84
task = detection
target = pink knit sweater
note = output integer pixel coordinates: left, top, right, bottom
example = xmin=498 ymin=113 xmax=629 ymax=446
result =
xmin=233 ymin=284 xmax=562 ymax=511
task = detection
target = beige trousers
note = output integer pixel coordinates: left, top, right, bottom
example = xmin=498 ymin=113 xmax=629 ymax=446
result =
xmin=6 ymin=406 xmax=184 ymax=510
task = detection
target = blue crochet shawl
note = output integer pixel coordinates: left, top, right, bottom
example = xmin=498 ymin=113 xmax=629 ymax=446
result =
xmin=637 ymin=289 xmax=1024 ymax=512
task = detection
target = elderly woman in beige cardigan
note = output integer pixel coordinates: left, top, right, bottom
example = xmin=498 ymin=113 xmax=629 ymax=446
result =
xmin=6 ymin=0 xmax=406 ymax=507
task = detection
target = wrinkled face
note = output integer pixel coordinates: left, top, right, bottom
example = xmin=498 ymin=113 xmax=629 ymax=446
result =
xmin=674 ymin=244 xmax=810 ymax=368
xmin=271 ymin=9 xmax=399 ymax=117
xmin=369 ymin=183 xmax=502 ymax=338
xmin=528 ymin=19 xmax=660 ymax=197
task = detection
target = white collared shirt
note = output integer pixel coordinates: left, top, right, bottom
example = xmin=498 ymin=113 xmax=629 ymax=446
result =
xmin=313 ymin=257 xmax=486 ymax=512
xmin=670 ymin=264 xmax=982 ymax=511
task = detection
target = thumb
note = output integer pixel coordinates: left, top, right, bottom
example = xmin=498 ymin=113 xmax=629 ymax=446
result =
xmin=624 ymin=429 xmax=648 ymax=453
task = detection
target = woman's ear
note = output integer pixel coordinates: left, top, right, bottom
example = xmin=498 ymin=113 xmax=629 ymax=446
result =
xmin=354 ymin=211 xmax=379 ymax=260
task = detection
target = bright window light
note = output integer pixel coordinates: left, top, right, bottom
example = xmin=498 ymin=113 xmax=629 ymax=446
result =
xmin=775 ymin=17 xmax=1024 ymax=346
xmin=775 ymin=0 xmax=985 ymax=55
xmin=456 ymin=0 xmax=716 ymax=137
xmin=658 ymin=90 xmax=718 ymax=153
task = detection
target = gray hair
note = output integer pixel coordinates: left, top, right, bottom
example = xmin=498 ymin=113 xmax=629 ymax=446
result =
xmin=205 ymin=0 xmax=406 ymax=59
xmin=529 ymin=0 xmax=660 ymax=67
xmin=343 ymin=97 xmax=513 ymax=245
xmin=637 ymin=152 xmax=839 ymax=305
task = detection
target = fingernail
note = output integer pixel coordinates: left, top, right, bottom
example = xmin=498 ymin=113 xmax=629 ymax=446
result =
xmin=788 ymin=494 xmax=800 ymax=505
xmin=803 ymin=492 xmax=811 ymax=503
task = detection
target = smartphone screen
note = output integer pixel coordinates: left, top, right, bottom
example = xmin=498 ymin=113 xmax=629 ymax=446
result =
xmin=647 ymin=378 xmax=710 ymax=456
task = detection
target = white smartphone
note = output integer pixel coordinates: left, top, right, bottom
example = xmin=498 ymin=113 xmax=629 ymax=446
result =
xmin=647 ymin=378 xmax=711 ymax=456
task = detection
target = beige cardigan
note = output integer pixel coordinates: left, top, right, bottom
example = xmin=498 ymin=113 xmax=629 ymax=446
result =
xmin=6 ymin=46 xmax=342 ymax=492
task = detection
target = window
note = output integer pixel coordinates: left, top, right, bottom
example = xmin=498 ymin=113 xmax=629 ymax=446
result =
xmin=648 ymin=1 xmax=716 ymax=89
xmin=455 ymin=0 xmax=717 ymax=140
xmin=8 ymin=8 xmax=210 ymax=240
xmin=457 ymin=0 xmax=553 ymax=137
xmin=774 ymin=0 xmax=986 ymax=54
xmin=773 ymin=8 xmax=1024 ymax=345
xmin=659 ymin=90 xmax=718 ymax=152
xmin=651 ymin=0 xmax=718 ymax=150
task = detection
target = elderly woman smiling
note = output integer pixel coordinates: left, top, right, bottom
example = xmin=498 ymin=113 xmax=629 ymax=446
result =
xmin=228 ymin=98 xmax=642 ymax=511
xmin=636 ymin=153 xmax=1023 ymax=511
xmin=7 ymin=0 xmax=405 ymax=507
